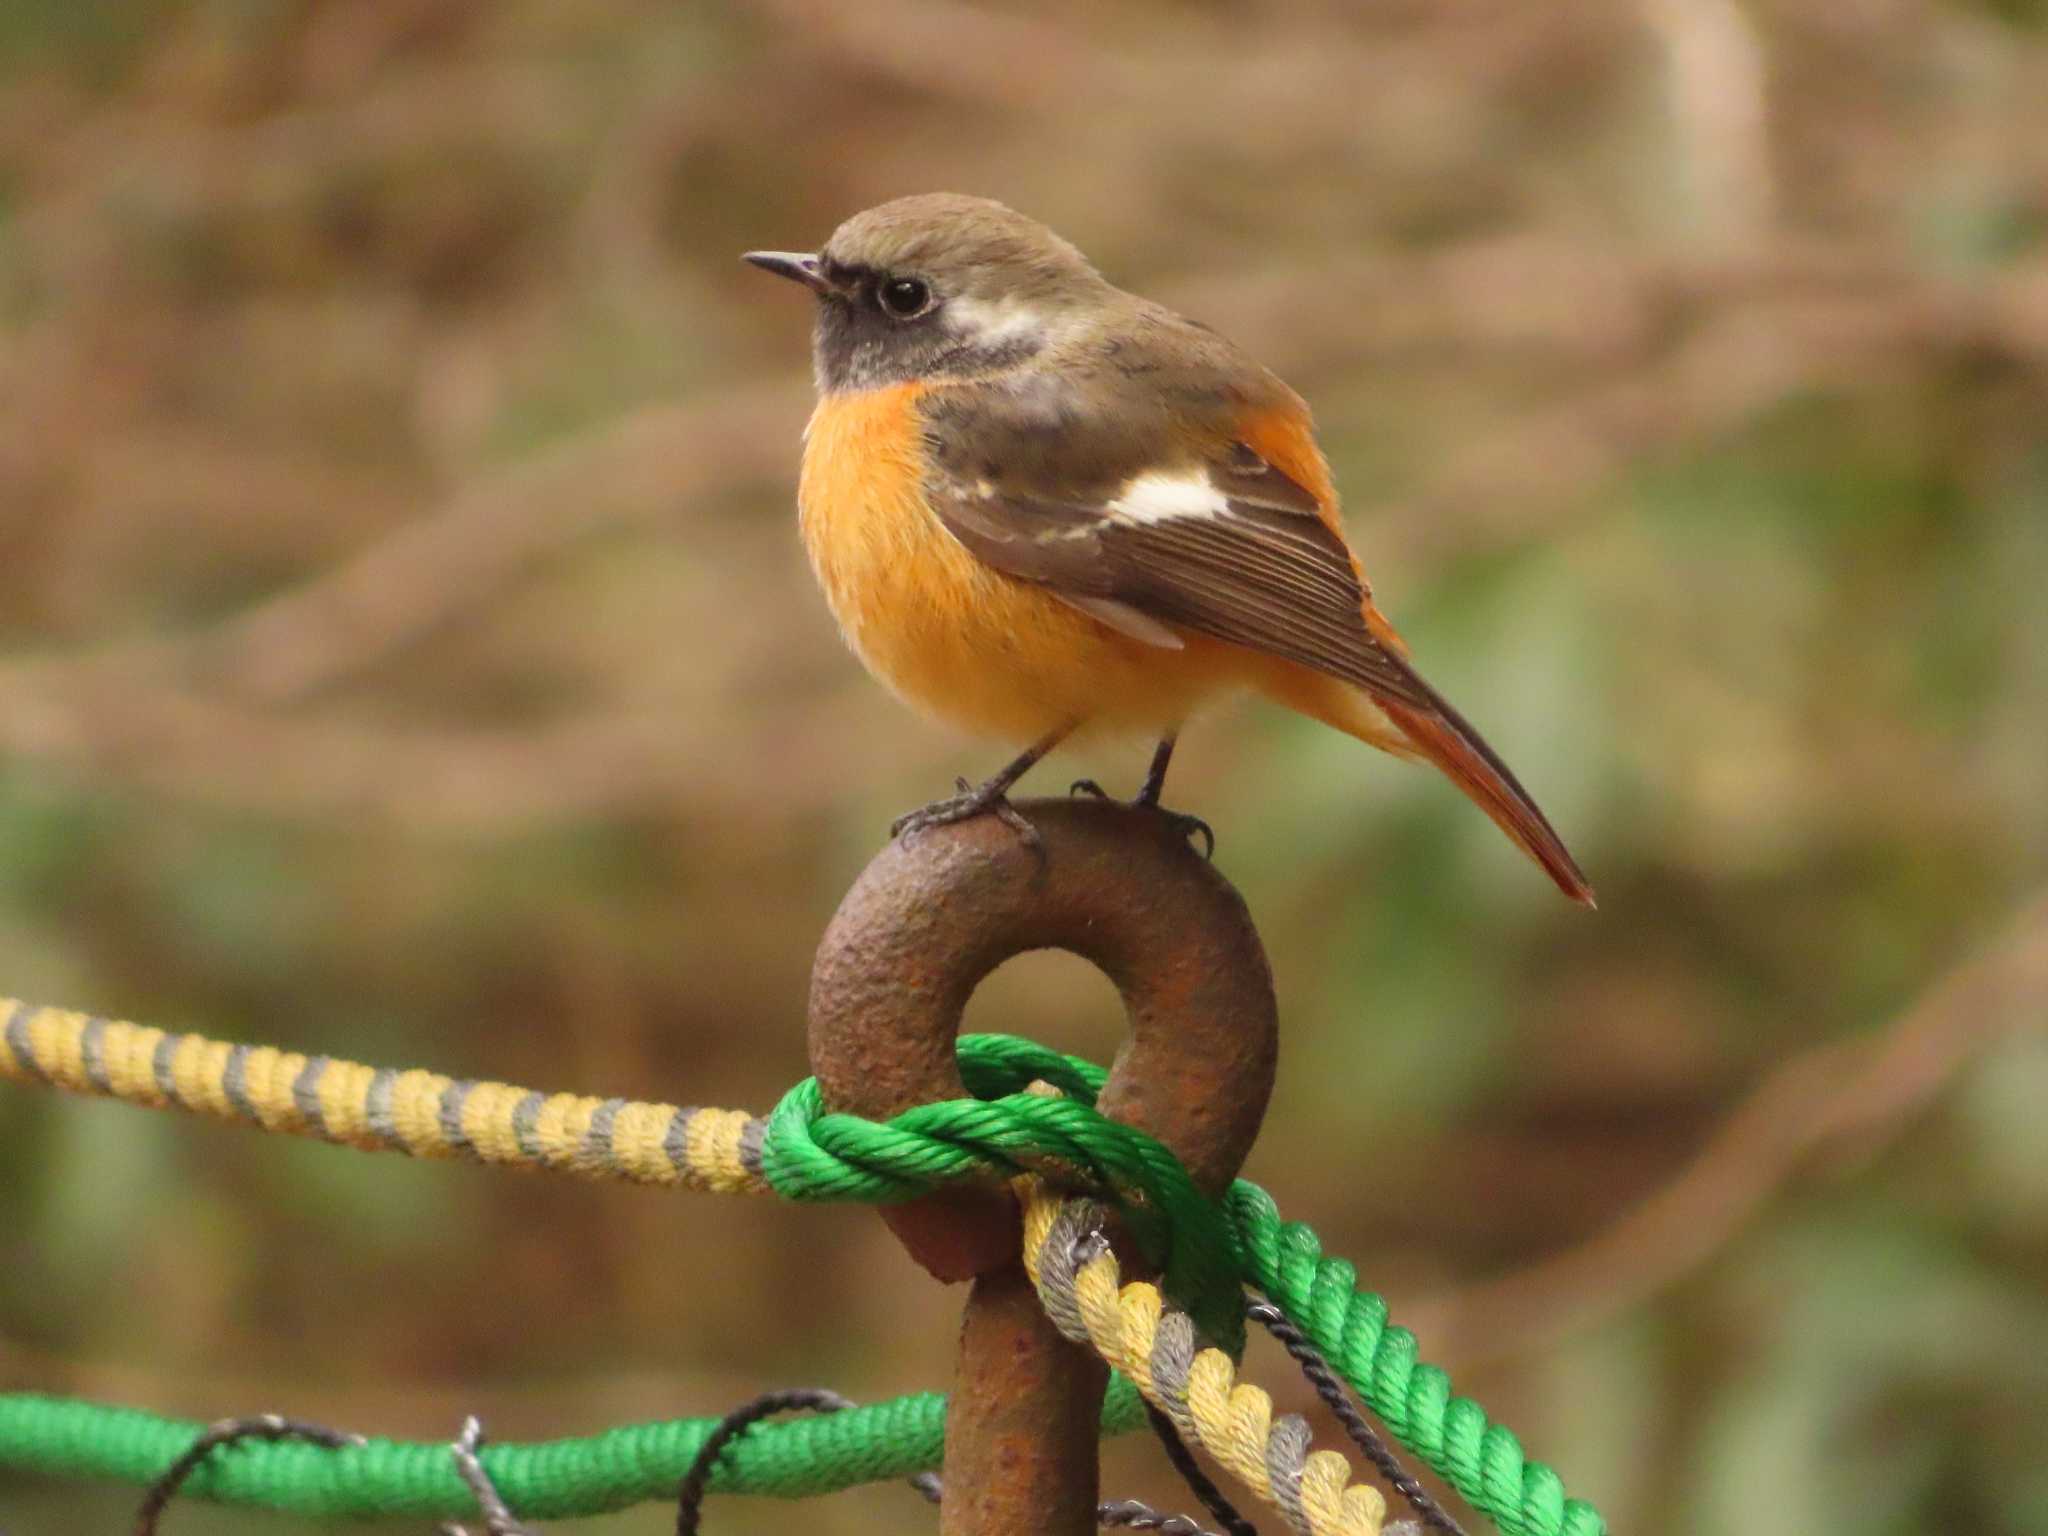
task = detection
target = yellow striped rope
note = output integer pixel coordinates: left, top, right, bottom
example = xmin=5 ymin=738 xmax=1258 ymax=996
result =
xmin=0 ymin=999 xmax=767 ymax=1196
xmin=5 ymin=998 xmax=1401 ymax=1531
xmin=1021 ymin=1180 xmax=1389 ymax=1536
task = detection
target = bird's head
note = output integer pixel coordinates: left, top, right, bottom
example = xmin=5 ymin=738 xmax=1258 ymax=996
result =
xmin=746 ymin=193 xmax=1109 ymax=393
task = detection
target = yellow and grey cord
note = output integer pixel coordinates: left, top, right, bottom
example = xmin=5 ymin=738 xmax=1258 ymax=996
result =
xmin=6 ymin=996 xmax=1403 ymax=1536
xmin=1021 ymin=1180 xmax=1391 ymax=1536
xmin=0 ymin=999 xmax=768 ymax=1197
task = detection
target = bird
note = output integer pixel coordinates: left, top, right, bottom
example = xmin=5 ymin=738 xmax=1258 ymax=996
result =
xmin=746 ymin=193 xmax=1594 ymax=906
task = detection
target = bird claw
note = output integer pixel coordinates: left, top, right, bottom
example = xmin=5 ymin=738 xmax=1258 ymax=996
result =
xmin=1070 ymin=780 xmax=1215 ymax=859
xmin=891 ymin=785 xmax=1043 ymax=852
xmin=1156 ymin=807 xmax=1215 ymax=860
xmin=988 ymin=798 xmax=1043 ymax=847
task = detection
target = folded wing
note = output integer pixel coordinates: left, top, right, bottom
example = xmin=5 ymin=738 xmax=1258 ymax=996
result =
xmin=920 ymin=380 xmax=1594 ymax=905
xmin=932 ymin=445 xmax=1436 ymax=709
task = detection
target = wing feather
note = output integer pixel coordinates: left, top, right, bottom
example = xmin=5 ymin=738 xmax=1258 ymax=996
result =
xmin=930 ymin=458 xmax=1429 ymax=707
xmin=915 ymin=372 xmax=1594 ymax=903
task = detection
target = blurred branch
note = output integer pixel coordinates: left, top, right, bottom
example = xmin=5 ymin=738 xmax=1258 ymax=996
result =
xmin=743 ymin=0 xmax=1564 ymax=123
xmin=743 ymin=0 xmax=1093 ymax=108
xmin=1407 ymin=892 xmax=2048 ymax=1365
xmin=173 ymin=386 xmax=805 ymax=705
xmin=0 ymin=656 xmax=897 ymax=830
xmin=75 ymin=246 xmax=2048 ymax=704
xmin=4 ymin=242 xmax=2041 ymax=827
xmin=1639 ymin=0 xmax=1776 ymax=248
xmin=1323 ymin=244 xmax=2046 ymax=571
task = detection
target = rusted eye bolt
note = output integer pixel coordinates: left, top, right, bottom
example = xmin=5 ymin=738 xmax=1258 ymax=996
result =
xmin=808 ymin=796 xmax=1280 ymax=1536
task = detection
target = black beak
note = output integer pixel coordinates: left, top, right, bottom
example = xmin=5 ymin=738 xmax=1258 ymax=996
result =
xmin=743 ymin=250 xmax=835 ymax=296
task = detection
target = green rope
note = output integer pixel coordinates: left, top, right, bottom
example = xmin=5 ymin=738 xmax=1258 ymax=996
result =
xmin=0 ymin=1387 xmax=1150 ymax=1519
xmin=1228 ymin=1184 xmax=1603 ymax=1536
xmin=761 ymin=1037 xmax=1245 ymax=1349
xmin=762 ymin=1037 xmax=1603 ymax=1536
xmin=0 ymin=1033 xmax=1606 ymax=1536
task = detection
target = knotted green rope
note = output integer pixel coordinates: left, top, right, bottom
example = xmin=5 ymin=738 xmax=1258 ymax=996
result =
xmin=0 ymin=1029 xmax=1605 ymax=1536
xmin=763 ymin=1037 xmax=1601 ymax=1536
xmin=762 ymin=1037 xmax=1245 ymax=1349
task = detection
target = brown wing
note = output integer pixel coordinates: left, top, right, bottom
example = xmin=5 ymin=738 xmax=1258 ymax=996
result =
xmin=928 ymin=442 xmax=1433 ymax=710
xmin=921 ymin=371 xmax=1596 ymax=904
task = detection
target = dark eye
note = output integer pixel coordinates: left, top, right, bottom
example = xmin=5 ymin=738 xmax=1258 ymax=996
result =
xmin=878 ymin=276 xmax=933 ymax=318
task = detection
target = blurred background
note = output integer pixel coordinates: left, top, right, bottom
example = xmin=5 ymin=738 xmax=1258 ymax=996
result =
xmin=2 ymin=2 xmax=2045 ymax=1532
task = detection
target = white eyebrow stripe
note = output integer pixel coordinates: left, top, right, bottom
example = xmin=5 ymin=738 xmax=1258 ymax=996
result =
xmin=944 ymin=295 xmax=1048 ymax=344
xmin=1106 ymin=471 xmax=1230 ymax=525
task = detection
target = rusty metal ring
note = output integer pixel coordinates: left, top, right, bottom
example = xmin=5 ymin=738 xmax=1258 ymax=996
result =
xmin=808 ymin=794 xmax=1279 ymax=1280
xmin=807 ymin=796 xmax=1281 ymax=1536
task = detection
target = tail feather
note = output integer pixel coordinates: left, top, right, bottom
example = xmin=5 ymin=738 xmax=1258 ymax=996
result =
xmin=1251 ymin=648 xmax=1597 ymax=907
xmin=1374 ymin=683 xmax=1596 ymax=908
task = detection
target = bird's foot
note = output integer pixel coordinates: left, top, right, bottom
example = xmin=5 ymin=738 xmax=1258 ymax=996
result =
xmin=893 ymin=777 xmax=1042 ymax=850
xmin=1152 ymin=806 xmax=1216 ymax=860
xmin=1068 ymin=779 xmax=1215 ymax=860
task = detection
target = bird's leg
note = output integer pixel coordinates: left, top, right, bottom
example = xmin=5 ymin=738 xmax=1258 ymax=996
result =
xmin=1137 ymin=733 xmax=1216 ymax=857
xmin=1135 ymin=734 xmax=1178 ymax=806
xmin=1070 ymin=732 xmax=1214 ymax=858
xmin=892 ymin=727 xmax=1070 ymax=849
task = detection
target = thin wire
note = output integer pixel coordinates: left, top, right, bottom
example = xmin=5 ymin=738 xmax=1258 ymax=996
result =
xmin=1061 ymin=1218 xmax=1258 ymax=1536
xmin=676 ymin=1388 xmax=859 ymax=1536
xmin=913 ymin=1456 xmax=1227 ymax=1536
xmin=910 ymin=1452 xmax=1229 ymax=1535
xmin=909 ymin=1449 xmax=1220 ymax=1531
xmin=440 ymin=1416 xmax=535 ymax=1536
xmin=132 ymin=1414 xmax=362 ymax=1536
xmin=686 ymin=1390 xmax=1232 ymax=1536
xmin=917 ymin=1466 xmax=1228 ymax=1536
xmin=1141 ymin=1400 xmax=1260 ymax=1536
xmin=1098 ymin=1496 xmax=1227 ymax=1534
xmin=1246 ymin=1302 xmax=1467 ymax=1536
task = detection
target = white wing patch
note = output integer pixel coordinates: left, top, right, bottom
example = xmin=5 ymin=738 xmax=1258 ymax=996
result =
xmin=1106 ymin=471 xmax=1230 ymax=525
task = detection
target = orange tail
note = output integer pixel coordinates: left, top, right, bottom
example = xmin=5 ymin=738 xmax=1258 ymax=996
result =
xmin=1257 ymin=652 xmax=1596 ymax=907
xmin=1374 ymin=681 xmax=1596 ymax=908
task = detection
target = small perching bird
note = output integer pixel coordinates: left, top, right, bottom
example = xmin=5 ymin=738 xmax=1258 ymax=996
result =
xmin=748 ymin=193 xmax=1594 ymax=906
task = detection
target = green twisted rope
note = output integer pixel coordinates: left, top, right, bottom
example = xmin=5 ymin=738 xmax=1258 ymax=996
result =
xmin=761 ymin=1036 xmax=1602 ymax=1536
xmin=761 ymin=1038 xmax=1245 ymax=1349
xmin=0 ymin=1032 xmax=1605 ymax=1535
xmin=0 ymin=1387 xmax=1149 ymax=1518
xmin=1229 ymin=1183 xmax=1603 ymax=1536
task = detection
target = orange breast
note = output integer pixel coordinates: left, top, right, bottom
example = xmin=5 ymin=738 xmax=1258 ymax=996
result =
xmin=797 ymin=384 xmax=1235 ymax=742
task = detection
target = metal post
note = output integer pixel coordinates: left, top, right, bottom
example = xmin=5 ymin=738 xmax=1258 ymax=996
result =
xmin=809 ymin=797 xmax=1279 ymax=1534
